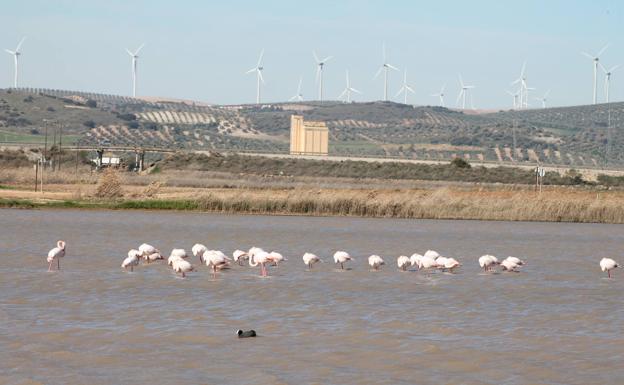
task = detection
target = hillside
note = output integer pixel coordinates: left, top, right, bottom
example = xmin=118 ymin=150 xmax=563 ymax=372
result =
xmin=1 ymin=88 xmax=622 ymax=167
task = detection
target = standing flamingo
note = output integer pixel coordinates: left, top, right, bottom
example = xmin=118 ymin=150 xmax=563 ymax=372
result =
xmin=192 ymin=244 xmax=208 ymax=263
xmin=409 ymin=253 xmax=423 ymax=268
xmin=202 ymin=250 xmax=231 ymax=275
xmin=138 ymin=243 xmax=159 ymax=258
xmin=268 ymin=251 xmax=286 ymax=267
xmin=249 ymin=248 xmax=271 ymax=277
xmin=478 ymin=255 xmax=499 ymax=272
xmin=440 ymin=257 xmax=461 ymax=273
xmin=600 ymin=258 xmax=619 ymax=278
xmin=368 ymin=255 xmax=385 ymax=271
xmin=47 ymin=240 xmax=66 ymax=271
xmin=302 ymin=253 xmax=322 ymax=269
xmin=122 ymin=249 xmax=141 ymax=272
xmin=333 ymin=251 xmax=353 ymax=270
xmin=172 ymin=259 xmax=194 ymax=278
xmin=397 ymin=255 xmax=410 ymax=271
xmin=233 ymin=249 xmax=249 ymax=266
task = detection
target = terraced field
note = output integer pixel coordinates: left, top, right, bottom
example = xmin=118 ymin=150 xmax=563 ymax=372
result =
xmin=1 ymin=88 xmax=623 ymax=166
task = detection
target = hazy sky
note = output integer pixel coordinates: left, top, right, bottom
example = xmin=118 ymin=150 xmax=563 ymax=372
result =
xmin=1 ymin=0 xmax=622 ymax=108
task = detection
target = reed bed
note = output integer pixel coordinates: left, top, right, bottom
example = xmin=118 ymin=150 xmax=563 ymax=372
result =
xmin=3 ymin=187 xmax=624 ymax=224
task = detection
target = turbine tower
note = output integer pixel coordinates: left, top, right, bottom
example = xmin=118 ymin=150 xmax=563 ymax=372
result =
xmin=506 ymin=90 xmax=519 ymax=109
xmin=582 ymin=44 xmax=609 ymax=104
xmin=456 ymin=74 xmax=475 ymax=109
xmin=395 ymin=70 xmax=415 ymax=105
xmin=313 ymin=51 xmax=332 ymax=102
xmin=534 ymin=89 xmax=550 ymax=109
xmin=246 ymin=49 xmax=265 ymax=104
xmin=600 ymin=63 xmax=620 ymax=103
xmin=338 ymin=70 xmax=361 ymax=103
xmin=5 ymin=37 xmax=26 ymax=88
xmin=432 ymin=85 xmax=446 ymax=107
xmin=510 ymin=61 xmax=527 ymax=109
xmin=374 ymin=43 xmax=398 ymax=101
xmin=125 ymin=43 xmax=144 ymax=98
xmin=289 ymin=77 xmax=304 ymax=102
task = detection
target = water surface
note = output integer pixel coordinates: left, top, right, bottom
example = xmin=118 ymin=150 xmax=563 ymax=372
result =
xmin=1 ymin=209 xmax=623 ymax=384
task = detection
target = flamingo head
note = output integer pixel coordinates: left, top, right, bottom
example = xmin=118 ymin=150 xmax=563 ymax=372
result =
xmin=57 ymin=240 xmax=66 ymax=250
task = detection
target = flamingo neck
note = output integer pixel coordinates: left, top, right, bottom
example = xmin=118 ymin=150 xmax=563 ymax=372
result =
xmin=249 ymin=254 xmax=258 ymax=267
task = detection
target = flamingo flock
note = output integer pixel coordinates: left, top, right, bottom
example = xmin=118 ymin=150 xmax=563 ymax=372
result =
xmin=45 ymin=240 xmax=620 ymax=279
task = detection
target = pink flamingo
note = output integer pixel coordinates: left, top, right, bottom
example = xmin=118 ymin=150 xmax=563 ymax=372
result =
xmin=249 ymin=248 xmax=271 ymax=277
xmin=47 ymin=240 xmax=66 ymax=271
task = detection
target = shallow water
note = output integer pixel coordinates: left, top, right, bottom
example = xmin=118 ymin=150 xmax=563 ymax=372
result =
xmin=1 ymin=208 xmax=623 ymax=385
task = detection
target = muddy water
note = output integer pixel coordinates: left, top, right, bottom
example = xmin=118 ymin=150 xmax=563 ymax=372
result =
xmin=1 ymin=209 xmax=623 ymax=385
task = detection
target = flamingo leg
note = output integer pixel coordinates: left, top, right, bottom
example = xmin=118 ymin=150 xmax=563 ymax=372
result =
xmin=341 ymin=263 xmax=344 ymax=270
xmin=48 ymin=261 xmax=53 ymax=271
xmin=57 ymin=259 xmax=60 ymax=270
xmin=608 ymin=270 xmax=611 ymax=278
xmin=131 ymin=266 xmax=133 ymax=272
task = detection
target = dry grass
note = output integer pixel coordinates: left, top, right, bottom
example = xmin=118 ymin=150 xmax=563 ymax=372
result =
xmin=94 ymin=168 xmax=123 ymax=198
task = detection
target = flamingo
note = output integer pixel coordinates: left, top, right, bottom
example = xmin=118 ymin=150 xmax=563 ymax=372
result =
xmin=249 ymin=248 xmax=271 ymax=277
xmin=192 ymin=244 xmax=208 ymax=262
xmin=441 ymin=257 xmax=461 ymax=273
xmin=600 ymin=258 xmax=619 ymax=278
xmin=122 ymin=249 xmax=141 ymax=272
xmin=268 ymin=251 xmax=286 ymax=266
xmin=397 ymin=255 xmax=410 ymax=271
xmin=424 ymin=250 xmax=440 ymax=259
xmin=500 ymin=258 xmax=521 ymax=272
xmin=368 ymin=255 xmax=385 ymax=271
xmin=202 ymin=250 xmax=231 ymax=275
xmin=333 ymin=251 xmax=353 ymax=270
xmin=302 ymin=253 xmax=322 ymax=269
xmin=172 ymin=258 xmax=194 ymax=278
xmin=233 ymin=249 xmax=249 ymax=266
xmin=417 ymin=254 xmax=438 ymax=275
xmin=144 ymin=252 xmax=163 ymax=263
xmin=478 ymin=255 xmax=499 ymax=272
xmin=505 ymin=256 xmax=525 ymax=266
xmin=47 ymin=240 xmax=66 ymax=271
xmin=138 ymin=243 xmax=159 ymax=258
xmin=409 ymin=253 xmax=423 ymax=268
xmin=168 ymin=249 xmax=188 ymax=266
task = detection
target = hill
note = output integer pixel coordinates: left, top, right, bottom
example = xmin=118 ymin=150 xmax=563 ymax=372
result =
xmin=1 ymin=87 xmax=622 ymax=167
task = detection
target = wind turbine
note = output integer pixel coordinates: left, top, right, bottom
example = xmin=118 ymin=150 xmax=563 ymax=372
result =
xmin=246 ymin=49 xmax=265 ymax=104
xmin=510 ymin=61 xmax=527 ymax=109
xmin=374 ymin=43 xmax=399 ymax=101
xmin=289 ymin=77 xmax=304 ymax=102
xmin=395 ymin=70 xmax=415 ymax=104
xmin=432 ymin=85 xmax=446 ymax=107
xmin=534 ymin=89 xmax=550 ymax=108
xmin=5 ymin=37 xmax=26 ymax=88
xmin=125 ymin=43 xmax=144 ymax=98
xmin=600 ymin=63 xmax=620 ymax=103
xmin=582 ymin=44 xmax=609 ymax=104
xmin=506 ymin=90 xmax=519 ymax=109
xmin=456 ymin=74 xmax=475 ymax=109
xmin=338 ymin=70 xmax=361 ymax=103
xmin=313 ymin=51 xmax=332 ymax=102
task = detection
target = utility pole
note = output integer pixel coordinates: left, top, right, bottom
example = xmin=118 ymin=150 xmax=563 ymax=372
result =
xmin=512 ymin=119 xmax=517 ymax=163
xmin=75 ymin=139 xmax=80 ymax=174
xmin=606 ymin=103 xmax=612 ymax=167
xmin=58 ymin=123 xmax=63 ymax=171
xmin=43 ymin=121 xmax=48 ymax=167
xmin=52 ymin=127 xmax=57 ymax=171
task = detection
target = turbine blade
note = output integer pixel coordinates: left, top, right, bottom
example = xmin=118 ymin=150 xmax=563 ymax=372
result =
xmin=387 ymin=63 xmax=399 ymax=71
xmin=257 ymin=49 xmax=264 ymax=67
xmin=610 ymin=64 xmax=621 ymax=73
xmin=405 ymin=85 xmax=415 ymax=93
xmin=373 ymin=66 xmax=383 ymax=79
xmin=456 ymin=90 xmax=463 ymax=104
xmin=395 ymin=87 xmax=404 ymax=97
xmin=126 ymin=48 xmax=134 ymax=56
xmin=322 ymin=56 xmax=333 ymax=63
xmin=544 ymin=89 xmax=551 ymax=98
xmin=135 ymin=43 xmax=145 ymax=55
xmin=597 ymin=43 xmax=610 ymax=57
xmin=458 ymin=73 xmax=464 ymax=87
xmin=351 ymin=87 xmax=361 ymax=94
xmin=246 ymin=68 xmax=257 ymax=74
xmin=382 ymin=42 xmax=386 ymax=63
xmin=313 ymin=50 xmax=319 ymax=63
xmin=599 ymin=63 xmax=607 ymax=73
xmin=581 ymin=51 xmax=594 ymax=59
xmin=258 ymin=70 xmax=264 ymax=84
xmin=5 ymin=49 xmax=15 ymax=55
xmin=15 ymin=36 xmax=26 ymax=52
xmin=520 ymin=60 xmax=526 ymax=77
xmin=338 ymin=89 xmax=347 ymax=99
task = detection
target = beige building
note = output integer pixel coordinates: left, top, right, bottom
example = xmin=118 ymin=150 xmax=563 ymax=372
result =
xmin=289 ymin=115 xmax=328 ymax=155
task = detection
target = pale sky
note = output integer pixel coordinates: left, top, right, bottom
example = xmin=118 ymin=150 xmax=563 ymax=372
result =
xmin=2 ymin=0 xmax=622 ymax=108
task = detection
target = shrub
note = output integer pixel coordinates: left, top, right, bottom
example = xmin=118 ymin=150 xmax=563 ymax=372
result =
xmin=450 ymin=157 xmax=471 ymax=169
xmin=86 ymin=99 xmax=97 ymax=108
xmin=95 ymin=168 xmax=123 ymax=198
xmin=83 ymin=120 xmax=96 ymax=128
